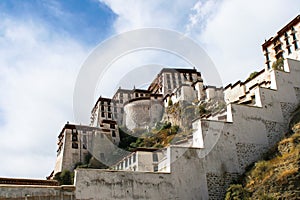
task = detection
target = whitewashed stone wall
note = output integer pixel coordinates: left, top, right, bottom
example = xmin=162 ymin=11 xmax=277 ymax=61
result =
xmin=177 ymin=85 xmax=197 ymax=102
xmin=74 ymin=147 xmax=209 ymax=200
xmin=224 ymin=81 xmax=245 ymax=103
xmin=0 ymin=185 xmax=75 ymax=199
xmin=205 ymin=87 xmax=224 ymax=100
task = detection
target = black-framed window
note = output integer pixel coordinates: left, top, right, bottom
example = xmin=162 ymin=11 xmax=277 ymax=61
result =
xmin=72 ymin=129 xmax=78 ymax=141
xmin=152 ymin=153 xmax=158 ymax=162
xmin=265 ymin=48 xmax=271 ymax=69
xmin=294 ymin=41 xmax=299 ymax=50
xmin=112 ymin=131 xmax=116 ymax=137
xmin=72 ymin=142 xmax=78 ymax=149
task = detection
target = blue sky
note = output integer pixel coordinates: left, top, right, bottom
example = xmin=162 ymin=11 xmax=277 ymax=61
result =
xmin=0 ymin=0 xmax=299 ymax=178
xmin=0 ymin=0 xmax=116 ymax=45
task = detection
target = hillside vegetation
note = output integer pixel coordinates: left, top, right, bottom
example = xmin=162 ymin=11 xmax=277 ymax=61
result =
xmin=225 ymin=121 xmax=300 ymax=200
xmin=118 ymin=122 xmax=192 ymax=151
xmin=165 ymin=100 xmax=226 ymax=129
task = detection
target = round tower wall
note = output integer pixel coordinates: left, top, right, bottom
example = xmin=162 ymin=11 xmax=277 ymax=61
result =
xmin=124 ymin=99 xmax=163 ymax=131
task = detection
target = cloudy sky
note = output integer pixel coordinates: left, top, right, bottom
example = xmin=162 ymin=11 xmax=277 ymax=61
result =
xmin=0 ymin=0 xmax=299 ymax=178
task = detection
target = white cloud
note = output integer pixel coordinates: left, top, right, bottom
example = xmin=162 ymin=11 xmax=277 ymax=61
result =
xmin=0 ymin=18 xmax=88 ymax=178
xmin=185 ymin=0 xmax=219 ymax=34
xmin=100 ymin=0 xmax=197 ymax=32
xmin=100 ymin=0 xmax=300 ymax=86
xmin=195 ymin=0 xmax=300 ymax=85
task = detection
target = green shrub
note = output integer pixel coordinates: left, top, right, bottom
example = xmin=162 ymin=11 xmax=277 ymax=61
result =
xmin=130 ymin=137 xmax=144 ymax=148
xmin=161 ymin=121 xmax=172 ymax=130
xmin=168 ymin=99 xmax=173 ymax=107
xmin=272 ymin=57 xmax=284 ymax=71
xmin=257 ymin=194 xmax=276 ymax=200
xmin=246 ymin=71 xmax=259 ymax=81
xmin=225 ymin=184 xmax=251 ymax=200
xmin=171 ymin=125 xmax=180 ymax=134
xmin=53 ymin=170 xmax=74 ymax=185
xmin=250 ymin=160 xmax=270 ymax=180
xmin=118 ymin=128 xmax=138 ymax=151
xmin=198 ymin=105 xmax=207 ymax=115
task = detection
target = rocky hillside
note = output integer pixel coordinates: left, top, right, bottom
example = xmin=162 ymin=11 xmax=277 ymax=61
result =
xmin=225 ymin=121 xmax=300 ymax=200
xmin=163 ymin=99 xmax=226 ymax=129
xmin=118 ymin=121 xmax=192 ymax=151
